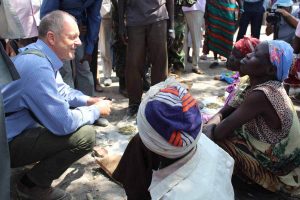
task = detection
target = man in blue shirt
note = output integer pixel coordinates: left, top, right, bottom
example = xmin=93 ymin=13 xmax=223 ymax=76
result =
xmin=40 ymin=0 xmax=102 ymax=96
xmin=1 ymin=11 xmax=112 ymax=200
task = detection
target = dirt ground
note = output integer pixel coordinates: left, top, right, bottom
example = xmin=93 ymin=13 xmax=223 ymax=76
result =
xmin=10 ymin=26 xmax=300 ymax=200
xmin=10 ymin=57 xmax=231 ymax=200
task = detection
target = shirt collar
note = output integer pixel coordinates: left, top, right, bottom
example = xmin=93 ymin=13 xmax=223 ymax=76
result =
xmin=22 ymin=39 xmax=64 ymax=71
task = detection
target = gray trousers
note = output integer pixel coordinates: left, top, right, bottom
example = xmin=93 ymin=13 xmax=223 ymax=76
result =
xmin=9 ymin=125 xmax=95 ymax=187
xmin=60 ymin=42 xmax=95 ymax=96
xmin=126 ymin=20 xmax=168 ymax=106
xmin=184 ymin=10 xmax=205 ymax=69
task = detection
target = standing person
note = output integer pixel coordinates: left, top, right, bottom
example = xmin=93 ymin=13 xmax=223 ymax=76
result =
xmin=183 ymin=0 xmax=206 ymax=74
xmin=168 ymin=0 xmax=196 ymax=75
xmin=40 ymin=0 xmax=102 ymax=97
xmin=265 ymin=0 xmax=299 ymax=44
xmin=236 ymin=0 xmax=268 ymax=41
xmin=111 ymin=0 xmax=127 ymax=97
xmin=203 ymin=0 xmax=242 ymax=67
xmin=118 ymin=0 xmax=175 ymax=118
xmin=2 ymin=11 xmax=112 ymax=200
xmin=100 ymin=0 xmax=113 ymax=87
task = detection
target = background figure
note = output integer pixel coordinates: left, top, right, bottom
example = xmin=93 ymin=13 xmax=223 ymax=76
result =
xmin=183 ymin=0 xmax=206 ymax=74
xmin=168 ymin=0 xmax=197 ymax=75
xmin=118 ymin=0 xmax=174 ymax=118
xmin=40 ymin=0 xmax=102 ymax=97
xmin=236 ymin=0 xmax=267 ymax=41
xmin=265 ymin=0 xmax=299 ymax=44
xmin=203 ymin=0 xmax=242 ymax=65
xmin=111 ymin=0 xmax=127 ymax=97
xmin=100 ymin=0 xmax=113 ymax=87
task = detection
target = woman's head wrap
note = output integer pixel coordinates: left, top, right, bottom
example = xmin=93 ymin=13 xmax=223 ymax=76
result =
xmin=234 ymin=36 xmax=260 ymax=57
xmin=137 ymin=78 xmax=202 ymax=159
xmin=267 ymin=40 xmax=293 ymax=81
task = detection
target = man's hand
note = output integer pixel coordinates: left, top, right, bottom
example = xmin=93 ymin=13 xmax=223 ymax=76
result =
xmin=80 ymin=53 xmax=92 ymax=64
xmin=119 ymin=23 xmax=128 ymax=45
xmin=276 ymin=8 xmax=289 ymax=18
xmin=94 ymin=100 xmax=112 ymax=116
xmin=167 ymin=29 xmax=175 ymax=47
xmin=87 ymin=97 xmax=102 ymax=106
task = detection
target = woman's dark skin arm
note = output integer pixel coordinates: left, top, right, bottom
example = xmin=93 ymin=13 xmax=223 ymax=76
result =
xmin=205 ymin=90 xmax=281 ymax=141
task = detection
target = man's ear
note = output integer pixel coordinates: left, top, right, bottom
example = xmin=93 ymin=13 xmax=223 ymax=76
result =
xmin=46 ymin=31 xmax=56 ymax=46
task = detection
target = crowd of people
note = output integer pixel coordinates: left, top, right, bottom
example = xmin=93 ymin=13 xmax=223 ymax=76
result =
xmin=1 ymin=0 xmax=300 ymax=200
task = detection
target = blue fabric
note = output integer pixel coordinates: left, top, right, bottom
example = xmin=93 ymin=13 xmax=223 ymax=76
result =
xmin=272 ymin=0 xmax=293 ymax=9
xmin=1 ymin=40 xmax=100 ymax=141
xmin=40 ymin=0 xmax=102 ymax=54
xmin=144 ymin=86 xmax=202 ymax=147
xmin=268 ymin=40 xmax=293 ymax=82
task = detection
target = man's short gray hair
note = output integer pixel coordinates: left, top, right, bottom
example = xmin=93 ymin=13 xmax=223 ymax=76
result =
xmin=38 ymin=10 xmax=76 ymax=38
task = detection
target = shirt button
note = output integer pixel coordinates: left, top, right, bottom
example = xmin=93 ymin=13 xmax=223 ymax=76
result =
xmin=226 ymin=161 xmax=232 ymax=168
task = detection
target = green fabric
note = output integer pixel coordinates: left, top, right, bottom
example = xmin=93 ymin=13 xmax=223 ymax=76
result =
xmin=9 ymin=125 xmax=95 ymax=187
xmin=168 ymin=10 xmax=186 ymax=70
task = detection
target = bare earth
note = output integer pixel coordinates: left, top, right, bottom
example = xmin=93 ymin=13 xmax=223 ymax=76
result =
xmin=10 ymin=26 xmax=300 ymax=200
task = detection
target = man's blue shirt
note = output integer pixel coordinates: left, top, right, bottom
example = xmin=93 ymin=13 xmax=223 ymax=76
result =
xmin=40 ymin=0 xmax=102 ymax=54
xmin=1 ymin=40 xmax=100 ymax=141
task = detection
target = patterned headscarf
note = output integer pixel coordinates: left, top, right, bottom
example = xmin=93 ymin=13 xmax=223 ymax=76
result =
xmin=137 ymin=78 xmax=202 ymax=159
xmin=267 ymin=40 xmax=293 ymax=82
xmin=234 ymin=36 xmax=260 ymax=57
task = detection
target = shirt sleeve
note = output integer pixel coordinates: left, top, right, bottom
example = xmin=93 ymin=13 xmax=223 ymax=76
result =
xmin=40 ymin=0 xmax=60 ymax=19
xmin=85 ymin=0 xmax=102 ymax=54
xmin=56 ymin=72 xmax=89 ymax=107
xmin=296 ymin=21 xmax=300 ymax=38
xmin=22 ymin=61 xmax=99 ymax=136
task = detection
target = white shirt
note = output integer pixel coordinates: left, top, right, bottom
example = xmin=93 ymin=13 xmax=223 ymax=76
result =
xmin=149 ymin=134 xmax=235 ymax=200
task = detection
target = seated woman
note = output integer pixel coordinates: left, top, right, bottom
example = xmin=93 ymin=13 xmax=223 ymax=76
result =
xmin=204 ymin=40 xmax=300 ymax=197
xmin=112 ymin=78 xmax=234 ymax=200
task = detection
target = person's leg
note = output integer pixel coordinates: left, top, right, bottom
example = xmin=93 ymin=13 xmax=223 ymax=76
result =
xmin=250 ymin=10 xmax=264 ymax=39
xmin=74 ymin=43 xmax=95 ymax=96
xmin=185 ymin=11 xmax=205 ymax=74
xmin=100 ymin=18 xmax=113 ymax=86
xmin=113 ymin=134 xmax=159 ymax=200
xmin=236 ymin=11 xmax=251 ymax=41
xmin=147 ymin=20 xmax=168 ymax=85
xmin=91 ymin=38 xmax=103 ymax=92
xmin=9 ymin=125 xmax=95 ymax=187
xmin=126 ymin=25 xmax=146 ymax=107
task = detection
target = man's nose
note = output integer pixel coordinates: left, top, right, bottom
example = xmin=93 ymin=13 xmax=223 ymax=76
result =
xmin=75 ymin=38 xmax=82 ymax=46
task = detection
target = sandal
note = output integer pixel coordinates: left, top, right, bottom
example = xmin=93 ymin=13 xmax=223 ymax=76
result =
xmin=209 ymin=61 xmax=219 ymax=69
xmin=192 ymin=68 xmax=205 ymax=74
xmin=200 ymin=54 xmax=208 ymax=60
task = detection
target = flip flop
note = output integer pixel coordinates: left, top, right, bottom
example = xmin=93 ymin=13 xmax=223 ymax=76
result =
xmin=209 ymin=62 xmax=219 ymax=69
xmin=192 ymin=68 xmax=205 ymax=74
xmin=200 ymin=55 xmax=208 ymax=60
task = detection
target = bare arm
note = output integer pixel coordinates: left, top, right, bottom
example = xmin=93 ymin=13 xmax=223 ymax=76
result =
xmin=276 ymin=8 xmax=299 ymax=28
xmin=212 ymin=90 xmax=280 ymax=140
xmin=166 ymin=0 xmax=174 ymax=30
